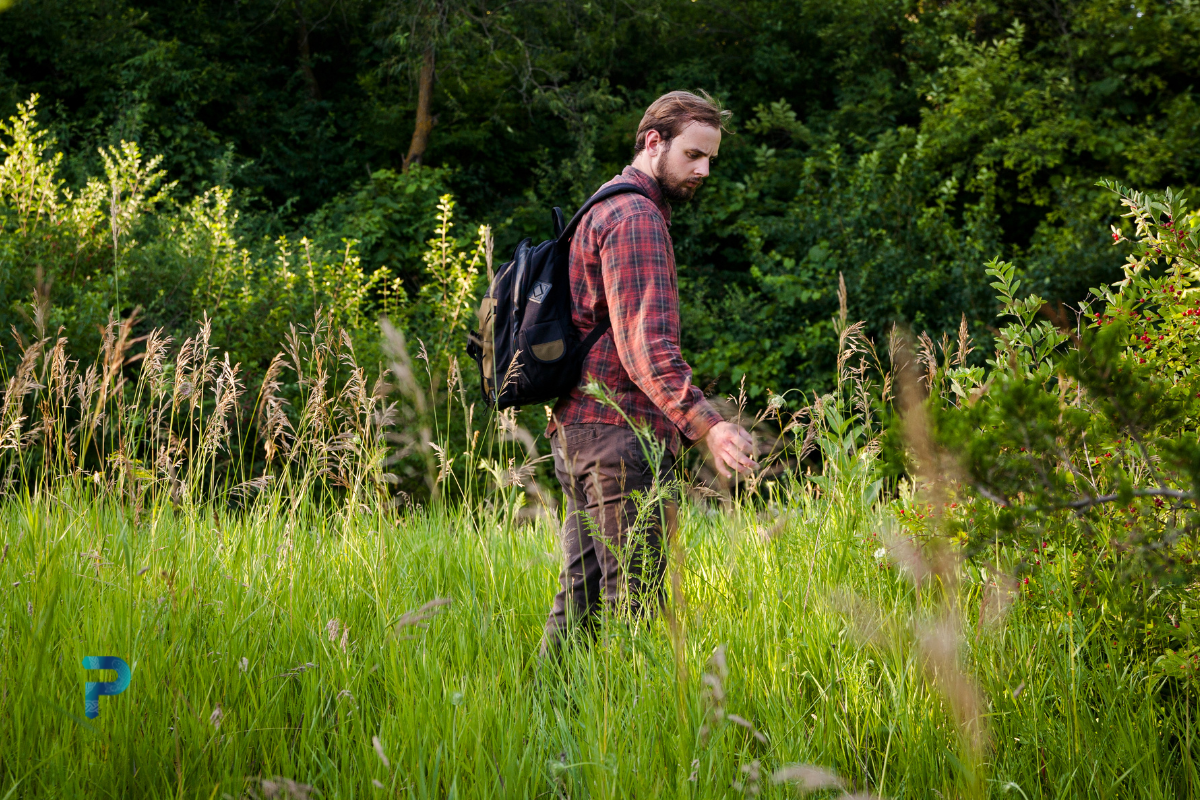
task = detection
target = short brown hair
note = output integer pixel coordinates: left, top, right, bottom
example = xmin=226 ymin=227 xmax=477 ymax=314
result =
xmin=634 ymin=90 xmax=732 ymax=154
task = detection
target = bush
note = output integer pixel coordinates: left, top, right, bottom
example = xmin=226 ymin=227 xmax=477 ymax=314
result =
xmin=0 ymin=95 xmax=504 ymax=498
xmin=0 ymin=95 xmax=410 ymax=383
xmin=895 ymin=181 xmax=1199 ymax=672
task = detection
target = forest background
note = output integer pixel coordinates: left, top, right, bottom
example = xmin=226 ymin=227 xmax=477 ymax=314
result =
xmin=3 ymin=0 xmax=1198 ymax=402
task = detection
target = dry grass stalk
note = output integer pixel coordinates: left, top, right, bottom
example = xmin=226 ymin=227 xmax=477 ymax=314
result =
xmin=258 ymin=776 xmax=313 ymax=800
xmin=381 ymin=319 xmax=437 ymax=493
xmin=832 ymin=588 xmax=890 ymax=649
xmin=837 ymin=321 xmax=867 ymax=394
xmin=837 ymin=271 xmax=849 ymax=331
xmin=257 ymin=353 xmax=292 ymax=465
xmin=372 ymin=735 xmax=391 ymax=770
xmin=890 ymin=334 xmax=990 ymax=762
xmin=955 ymin=313 xmax=973 ymax=367
xmin=732 ymin=759 xmax=762 ymax=796
xmin=726 ymin=714 xmax=768 ymax=745
xmin=770 ymin=763 xmax=845 ymax=791
xmin=0 ymin=296 xmax=394 ymax=519
xmin=700 ymin=644 xmax=768 ymax=748
xmin=197 ymin=353 xmax=242 ymax=465
xmin=47 ymin=336 xmax=71 ymax=408
xmin=977 ymin=568 xmax=1019 ymax=632
xmin=1 ymin=335 xmax=44 ymax=446
xmin=140 ymin=329 xmax=171 ymax=397
xmin=916 ymin=332 xmax=938 ymax=391
xmin=699 ymin=644 xmax=727 ymax=742
xmin=393 ymin=597 xmax=452 ymax=638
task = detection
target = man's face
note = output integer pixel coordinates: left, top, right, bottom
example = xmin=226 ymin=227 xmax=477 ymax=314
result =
xmin=650 ymin=122 xmax=721 ymax=203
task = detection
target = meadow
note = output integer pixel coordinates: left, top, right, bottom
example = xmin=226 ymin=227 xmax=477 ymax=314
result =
xmin=1 ymin=313 xmax=1194 ymax=798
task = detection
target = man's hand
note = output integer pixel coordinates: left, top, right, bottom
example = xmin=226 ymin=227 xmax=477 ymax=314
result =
xmin=704 ymin=421 xmax=757 ymax=478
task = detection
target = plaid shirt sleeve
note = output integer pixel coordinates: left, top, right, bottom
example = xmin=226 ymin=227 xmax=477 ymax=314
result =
xmin=598 ymin=208 xmax=724 ymax=443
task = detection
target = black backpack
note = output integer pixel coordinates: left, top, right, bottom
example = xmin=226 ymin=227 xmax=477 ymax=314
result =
xmin=466 ymin=183 xmax=649 ymax=410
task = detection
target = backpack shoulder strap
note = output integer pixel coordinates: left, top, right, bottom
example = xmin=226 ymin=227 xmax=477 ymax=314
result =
xmin=579 ymin=317 xmax=612 ymax=354
xmin=558 ymin=182 xmax=651 ymax=245
xmin=559 ymin=181 xmax=648 ymax=362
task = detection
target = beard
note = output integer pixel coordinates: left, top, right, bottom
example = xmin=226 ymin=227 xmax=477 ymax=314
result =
xmin=653 ymin=147 xmax=703 ymax=203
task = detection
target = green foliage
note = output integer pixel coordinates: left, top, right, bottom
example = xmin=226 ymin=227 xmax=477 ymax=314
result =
xmin=0 ymin=97 xmax=402 ymax=381
xmin=2 ymin=0 xmax=1197 ymax=398
xmin=0 ymin=96 xmax=176 ymax=355
xmin=0 ymin=94 xmax=515 ymax=504
xmin=674 ymin=0 xmax=1200 ymax=399
xmin=899 ymin=182 xmax=1199 ymax=685
xmin=679 ymin=125 xmax=1005 ymax=398
xmin=305 ymin=166 xmax=451 ymax=285
xmin=410 ymin=194 xmax=485 ymax=358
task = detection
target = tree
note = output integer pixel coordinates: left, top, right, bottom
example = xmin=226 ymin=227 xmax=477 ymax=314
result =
xmin=375 ymin=0 xmax=459 ymax=171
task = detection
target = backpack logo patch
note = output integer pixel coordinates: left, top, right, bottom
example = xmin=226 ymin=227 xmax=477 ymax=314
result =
xmin=527 ymin=281 xmax=551 ymax=304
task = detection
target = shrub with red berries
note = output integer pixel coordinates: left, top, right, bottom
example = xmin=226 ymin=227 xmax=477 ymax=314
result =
xmin=890 ymin=180 xmax=1199 ymax=667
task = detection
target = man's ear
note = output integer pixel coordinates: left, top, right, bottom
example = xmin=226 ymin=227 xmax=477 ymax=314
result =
xmin=644 ymin=129 xmax=663 ymax=156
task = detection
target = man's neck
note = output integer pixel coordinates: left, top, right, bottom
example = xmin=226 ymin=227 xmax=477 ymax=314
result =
xmin=630 ymin=154 xmax=655 ymax=180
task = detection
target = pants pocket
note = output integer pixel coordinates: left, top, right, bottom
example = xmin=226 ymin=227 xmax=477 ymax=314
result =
xmin=616 ymin=428 xmax=657 ymax=479
xmin=561 ymin=425 xmax=599 ymax=447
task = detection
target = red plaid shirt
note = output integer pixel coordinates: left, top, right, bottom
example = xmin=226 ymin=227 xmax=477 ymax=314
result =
xmin=547 ymin=166 xmax=723 ymax=455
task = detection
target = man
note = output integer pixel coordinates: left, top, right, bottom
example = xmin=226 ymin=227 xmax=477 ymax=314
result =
xmin=542 ymin=90 xmax=757 ymax=655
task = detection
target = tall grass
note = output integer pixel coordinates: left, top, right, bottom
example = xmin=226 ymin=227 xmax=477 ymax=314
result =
xmin=0 ymin=308 xmax=1196 ymax=798
xmin=2 ymin=472 xmax=1190 ymax=796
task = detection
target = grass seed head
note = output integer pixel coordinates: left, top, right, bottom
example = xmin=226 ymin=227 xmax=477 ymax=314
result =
xmin=770 ymin=763 xmax=845 ymax=791
xmin=394 ymin=597 xmax=452 ymax=634
xmin=727 ymin=713 xmax=768 ymax=745
xmin=371 ymin=735 xmax=390 ymax=770
xmin=259 ymin=777 xmax=313 ymax=799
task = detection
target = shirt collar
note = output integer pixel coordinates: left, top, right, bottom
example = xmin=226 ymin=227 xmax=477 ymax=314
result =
xmin=621 ymin=165 xmax=672 ymax=227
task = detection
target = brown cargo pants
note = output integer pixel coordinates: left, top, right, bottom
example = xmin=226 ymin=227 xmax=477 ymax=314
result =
xmin=540 ymin=422 xmax=677 ymax=657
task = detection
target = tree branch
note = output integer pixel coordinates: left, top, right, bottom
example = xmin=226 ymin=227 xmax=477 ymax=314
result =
xmin=973 ymin=484 xmax=1194 ymax=513
xmin=1062 ymin=487 xmax=1192 ymax=510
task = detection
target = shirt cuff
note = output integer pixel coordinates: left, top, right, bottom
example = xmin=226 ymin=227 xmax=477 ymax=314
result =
xmin=678 ymin=399 xmax=724 ymax=444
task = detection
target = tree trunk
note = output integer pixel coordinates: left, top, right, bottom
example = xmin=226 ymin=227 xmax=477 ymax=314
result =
xmin=402 ymin=47 xmax=436 ymax=171
xmin=293 ymin=0 xmax=321 ymax=100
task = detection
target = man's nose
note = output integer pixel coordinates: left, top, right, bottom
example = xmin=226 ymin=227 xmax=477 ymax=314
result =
xmin=695 ymin=158 xmax=710 ymax=178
